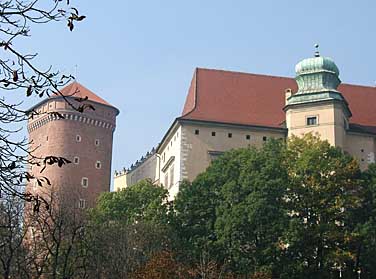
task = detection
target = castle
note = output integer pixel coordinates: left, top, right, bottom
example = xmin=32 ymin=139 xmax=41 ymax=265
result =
xmin=114 ymin=51 xmax=376 ymax=198
xmin=26 ymin=82 xmax=119 ymax=208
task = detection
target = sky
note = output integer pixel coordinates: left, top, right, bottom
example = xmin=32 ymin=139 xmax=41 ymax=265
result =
xmin=11 ymin=0 xmax=376 ymax=182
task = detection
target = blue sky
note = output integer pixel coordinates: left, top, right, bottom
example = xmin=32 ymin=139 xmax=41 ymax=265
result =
xmin=14 ymin=0 xmax=376 ymax=177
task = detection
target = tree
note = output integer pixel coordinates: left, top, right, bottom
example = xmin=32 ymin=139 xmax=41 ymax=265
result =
xmin=0 ymin=0 xmax=86 ymax=201
xmin=84 ymin=180 xmax=175 ymax=278
xmin=281 ymin=134 xmax=363 ymax=279
xmin=175 ymin=135 xmax=374 ymax=278
xmin=0 ymin=195 xmax=29 ymax=279
xmin=174 ymin=139 xmax=289 ymax=276
xmin=353 ymin=163 xmax=376 ymax=278
xmin=90 ymin=179 xmax=171 ymax=226
xmin=25 ymin=187 xmax=87 ymax=279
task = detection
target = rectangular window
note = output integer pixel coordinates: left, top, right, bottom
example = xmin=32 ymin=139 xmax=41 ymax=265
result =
xmin=74 ymin=157 xmax=79 ymax=164
xmin=76 ymin=135 xmax=81 ymax=142
xmin=306 ymin=116 xmax=318 ymax=126
xmin=246 ymin=135 xmax=251 ymax=140
xmin=81 ymin=177 xmax=88 ymax=188
xmin=164 ymin=173 xmax=169 ymax=189
xmin=195 ymin=129 xmax=199 ymax=135
xmin=211 ymin=131 xmax=216 ymax=136
xmin=263 ymin=136 xmax=267 ymax=142
xmin=95 ymin=139 xmax=100 ymax=146
xmin=169 ymin=165 xmax=174 ymax=188
xmin=79 ymin=199 xmax=86 ymax=209
xmin=228 ymin=133 xmax=232 ymax=138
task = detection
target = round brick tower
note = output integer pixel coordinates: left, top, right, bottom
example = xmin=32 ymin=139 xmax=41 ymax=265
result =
xmin=26 ymin=82 xmax=119 ymax=209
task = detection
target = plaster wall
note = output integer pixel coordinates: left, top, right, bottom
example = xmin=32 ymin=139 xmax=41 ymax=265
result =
xmin=345 ymin=133 xmax=376 ymax=170
xmin=181 ymin=123 xmax=285 ymax=184
xmin=113 ymin=154 xmax=159 ymax=191
xmin=158 ymin=126 xmax=182 ymax=198
xmin=286 ymin=103 xmax=347 ymax=148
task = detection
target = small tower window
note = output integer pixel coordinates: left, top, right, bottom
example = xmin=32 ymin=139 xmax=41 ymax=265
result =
xmin=74 ymin=157 xmax=80 ymax=165
xmin=246 ymin=135 xmax=251 ymax=140
xmin=76 ymin=135 xmax=81 ymax=142
xmin=195 ymin=129 xmax=199 ymax=135
xmin=95 ymin=161 xmax=101 ymax=169
xmin=46 ymin=136 xmax=49 ymax=142
xmin=211 ymin=131 xmax=216 ymax=137
xmin=78 ymin=199 xmax=86 ymax=209
xmin=263 ymin=136 xmax=267 ymax=142
xmin=228 ymin=133 xmax=232 ymax=138
xmin=306 ymin=116 xmax=318 ymax=126
xmin=95 ymin=139 xmax=100 ymax=146
xmin=81 ymin=177 xmax=88 ymax=188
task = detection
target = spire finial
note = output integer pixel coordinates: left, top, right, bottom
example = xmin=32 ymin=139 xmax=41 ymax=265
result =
xmin=314 ymin=44 xmax=320 ymax=57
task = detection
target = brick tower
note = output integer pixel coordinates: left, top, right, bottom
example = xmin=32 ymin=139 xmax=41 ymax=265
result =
xmin=26 ymin=82 xmax=119 ymax=209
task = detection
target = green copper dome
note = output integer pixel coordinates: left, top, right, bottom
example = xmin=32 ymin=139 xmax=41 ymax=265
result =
xmin=295 ymin=56 xmax=339 ymax=76
xmin=293 ymin=55 xmax=341 ymax=95
xmin=286 ymin=52 xmax=348 ymax=108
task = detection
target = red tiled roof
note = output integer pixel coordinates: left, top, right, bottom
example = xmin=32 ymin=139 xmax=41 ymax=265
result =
xmin=56 ymin=81 xmax=113 ymax=107
xmin=181 ymin=68 xmax=376 ymax=132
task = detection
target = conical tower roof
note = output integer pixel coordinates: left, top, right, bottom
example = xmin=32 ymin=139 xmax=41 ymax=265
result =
xmin=57 ymin=81 xmax=114 ymax=107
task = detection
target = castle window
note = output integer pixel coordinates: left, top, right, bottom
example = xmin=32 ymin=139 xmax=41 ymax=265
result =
xmin=228 ymin=133 xmax=232 ymax=138
xmin=81 ymin=177 xmax=88 ymax=188
xmin=361 ymin=149 xmax=364 ymax=153
xmin=195 ymin=129 xmax=199 ymax=135
xmin=96 ymin=161 xmax=101 ymax=169
xmin=95 ymin=139 xmax=100 ymax=146
xmin=263 ymin=136 xmax=267 ymax=142
xmin=76 ymin=135 xmax=81 ymax=142
xmin=169 ymin=165 xmax=174 ymax=188
xmin=246 ymin=135 xmax=251 ymax=140
xmin=306 ymin=116 xmax=318 ymax=126
xmin=211 ymin=131 xmax=216 ymax=137
xmin=74 ymin=157 xmax=79 ymax=165
xmin=164 ymin=173 xmax=168 ymax=189
xmin=78 ymin=199 xmax=86 ymax=209
xmin=46 ymin=136 xmax=48 ymax=141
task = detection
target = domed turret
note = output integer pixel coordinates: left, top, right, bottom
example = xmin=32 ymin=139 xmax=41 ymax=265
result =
xmin=286 ymin=47 xmax=347 ymax=107
xmin=294 ymin=54 xmax=341 ymax=94
xmin=284 ymin=46 xmax=352 ymax=149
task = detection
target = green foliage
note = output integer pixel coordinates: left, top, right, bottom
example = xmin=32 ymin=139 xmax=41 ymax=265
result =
xmin=90 ymin=179 xmax=171 ymax=226
xmin=281 ymin=134 xmax=363 ymax=278
xmin=174 ymin=134 xmax=376 ymax=278
xmin=174 ymin=139 xmax=289 ymax=275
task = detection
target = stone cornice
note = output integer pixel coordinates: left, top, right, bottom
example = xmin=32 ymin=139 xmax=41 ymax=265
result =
xmin=28 ymin=112 xmax=116 ymax=133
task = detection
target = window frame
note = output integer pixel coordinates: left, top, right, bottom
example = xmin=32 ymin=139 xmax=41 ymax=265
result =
xmin=81 ymin=177 xmax=88 ymax=188
xmin=306 ymin=115 xmax=318 ymax=126
xmin=95 ymin=161 xmax=101 ymax=169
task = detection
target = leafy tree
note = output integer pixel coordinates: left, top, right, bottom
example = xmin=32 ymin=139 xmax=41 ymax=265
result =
xmin=174 ymin=140 xmax=289 ymax=276
xmin=354 ymin=163 xmax=376 ymax=278
xmin=90 ymin=179 xmax=171 ymax=225
xmin=85 ymin=180 xmax=175 ymax=278
xmin=175 ymin=135 xmax=374 ymax=278
xmin=215 ymin=140 xmax=288 ymax=276
xmin=281 ymin=134 xmax=363 ymax=279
